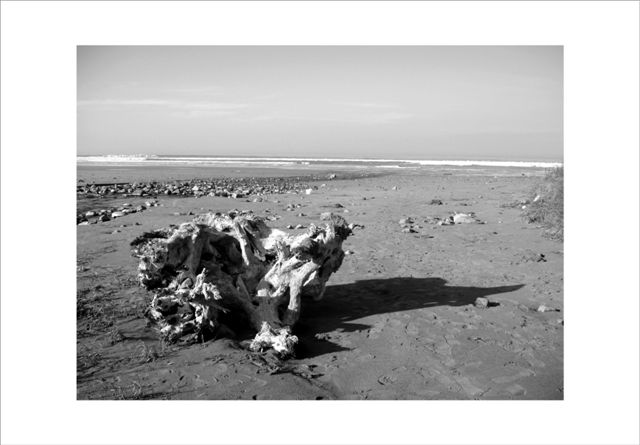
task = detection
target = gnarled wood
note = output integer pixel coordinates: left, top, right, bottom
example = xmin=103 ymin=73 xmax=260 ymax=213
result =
xmin=131 ymin=211 xmax=351 ymax=356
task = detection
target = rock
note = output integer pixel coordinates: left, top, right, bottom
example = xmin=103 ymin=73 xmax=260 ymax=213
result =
xmin=401 ymin=227 xmax=417 ymax=234
xmin=537 ymin=305 xmax=559 ymax=313
xmin=333 ymin=203 xmax=344 ymax=208
xmin=327 ymin=173 xmax=337 ymax=180
xmin=112 ymin=229 xmax=121 ymax=234
xmin=377 ymin=374 xmax=397 ymax=385
xmin=429 ymin=199 xmax=443 ymax=205
xmin=344 ymin=250 xmax=354 ymax=255
xmin=111 ymin=211 xmax=126 ymax=218
xmin=85 ymin=211 xmax=96 ymax=217
xmin=320 ymin=212 xmax=333 ymax=220
xmin=305 ymin=188 xmax=313 ymax=195
xmin=522 ymin=252 xmax=547 ymax=263
xmin=297 ymin=212 xmax=306 ymax=217
xmin=98 ymin=214 xmax=110 ymax=222
xmin=474 ymin=297 xmax=490 ymax=309
xmin=294 ymin=224 xmax=304 ymax=229
xmin=78 ymin=221 xmax=90 ymax=226
xmin=392 ymin=186 xmax=398 ymax=190
xmin=453 ymin=213 xmax=479 ymax=224
xmin=286 ymin=224 xmax=294 ymax=229
xmin=399 ymin=217 xmax=413 ymax=225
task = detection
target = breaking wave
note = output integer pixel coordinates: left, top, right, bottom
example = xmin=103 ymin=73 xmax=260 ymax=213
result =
xmin=77 ymin=155 xmax=562 ymax=169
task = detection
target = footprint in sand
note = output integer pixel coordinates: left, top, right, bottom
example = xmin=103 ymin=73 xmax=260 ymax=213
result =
xmin=367 ymin=318 xmax=388 ymax=339
xmin=192 ymin=374 xmax=208 ymax=389
xmin=415 ymin=388 xmax=441 ymax=398
xmin=355 ymin=353 xmax=376 ymax=362
xmin=503 ymin=383 xmax=527 ymax=397
xmin=521 ymin=350 xmax=547 ymax=368
xmin=405 ymin=322 xmax=419 ymax=336
xmin=211 ymin=363 xmax=228 ymax=376
xmin=491 ymin=368 xmax=535 ymax=384
xmin=454 ymin=376 xmax=485 ymax=398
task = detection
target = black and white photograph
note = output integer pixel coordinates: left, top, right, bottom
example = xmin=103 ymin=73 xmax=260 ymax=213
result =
xmin=1 ymin=2 xmax=638 ymax=445
xmin=76 ymin=45 xmax=565 ymax=401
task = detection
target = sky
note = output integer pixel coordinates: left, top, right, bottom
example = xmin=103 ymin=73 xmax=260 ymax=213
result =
xmin=77 ymin=46 xmax=563 ymax=161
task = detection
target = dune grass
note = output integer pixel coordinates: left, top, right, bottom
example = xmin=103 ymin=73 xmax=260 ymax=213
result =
xmin=523 ymin=167 xmax=564 ymax=241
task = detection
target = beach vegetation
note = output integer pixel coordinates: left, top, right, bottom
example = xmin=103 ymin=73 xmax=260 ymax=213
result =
xmin=523 ymin=166 xmax=564 ymax=240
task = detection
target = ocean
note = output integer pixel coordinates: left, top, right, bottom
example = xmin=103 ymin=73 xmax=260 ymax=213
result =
xmin=77 ymin=154 xmax=562 ymax=170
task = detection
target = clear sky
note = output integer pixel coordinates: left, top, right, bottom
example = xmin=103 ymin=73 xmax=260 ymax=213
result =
xmin=77 ymin=46 xmax=562 ymax=161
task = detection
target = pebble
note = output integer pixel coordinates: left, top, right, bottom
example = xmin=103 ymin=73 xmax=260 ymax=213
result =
xmin=453 ymin=213 xmax=479 ymax=224
xmin=377 ymin=375 xmax=397 ymax=385
xmin=78 ymin=199 xmax=159 ymax=225
xmin=505 ymin=384 xmax=526 ymax=397
xmin=78 ymin=176 xmax=317 ymax=199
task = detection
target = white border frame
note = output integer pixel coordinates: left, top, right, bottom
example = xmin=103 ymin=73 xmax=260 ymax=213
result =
xmin=1 ymin=2 xmax=639 ymax=444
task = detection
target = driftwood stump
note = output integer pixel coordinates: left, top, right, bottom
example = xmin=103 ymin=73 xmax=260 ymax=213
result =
xmin=130 ymin=211 xmax=351 ymax=356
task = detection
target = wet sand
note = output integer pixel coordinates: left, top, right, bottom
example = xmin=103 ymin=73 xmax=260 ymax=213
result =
xmin=77 ymin=167 xmax=563 ymax=400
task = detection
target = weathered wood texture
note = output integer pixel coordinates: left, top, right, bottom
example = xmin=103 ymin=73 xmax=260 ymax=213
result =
xmin=131 ymin=211 xmax=351 ymax=356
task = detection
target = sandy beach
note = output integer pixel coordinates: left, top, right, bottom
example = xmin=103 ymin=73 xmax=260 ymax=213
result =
xmin=77 ymin=165 xmax=563 ymax=400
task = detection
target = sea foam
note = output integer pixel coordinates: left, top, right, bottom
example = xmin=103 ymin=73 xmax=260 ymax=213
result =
xmin=77 ymin=155 xmax=562 ymax=169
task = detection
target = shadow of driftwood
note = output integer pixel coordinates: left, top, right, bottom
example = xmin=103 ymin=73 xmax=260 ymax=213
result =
xmin=295 ymin=277 xmax=524 ymax=358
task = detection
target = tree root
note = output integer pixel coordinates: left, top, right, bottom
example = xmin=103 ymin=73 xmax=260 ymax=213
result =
xmin=131 ymin=211 xmax=351 ymax=356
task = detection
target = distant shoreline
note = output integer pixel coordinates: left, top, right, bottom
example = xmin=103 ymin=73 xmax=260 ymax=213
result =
xmin=77 ymin=154 xmax=563 ymax=169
